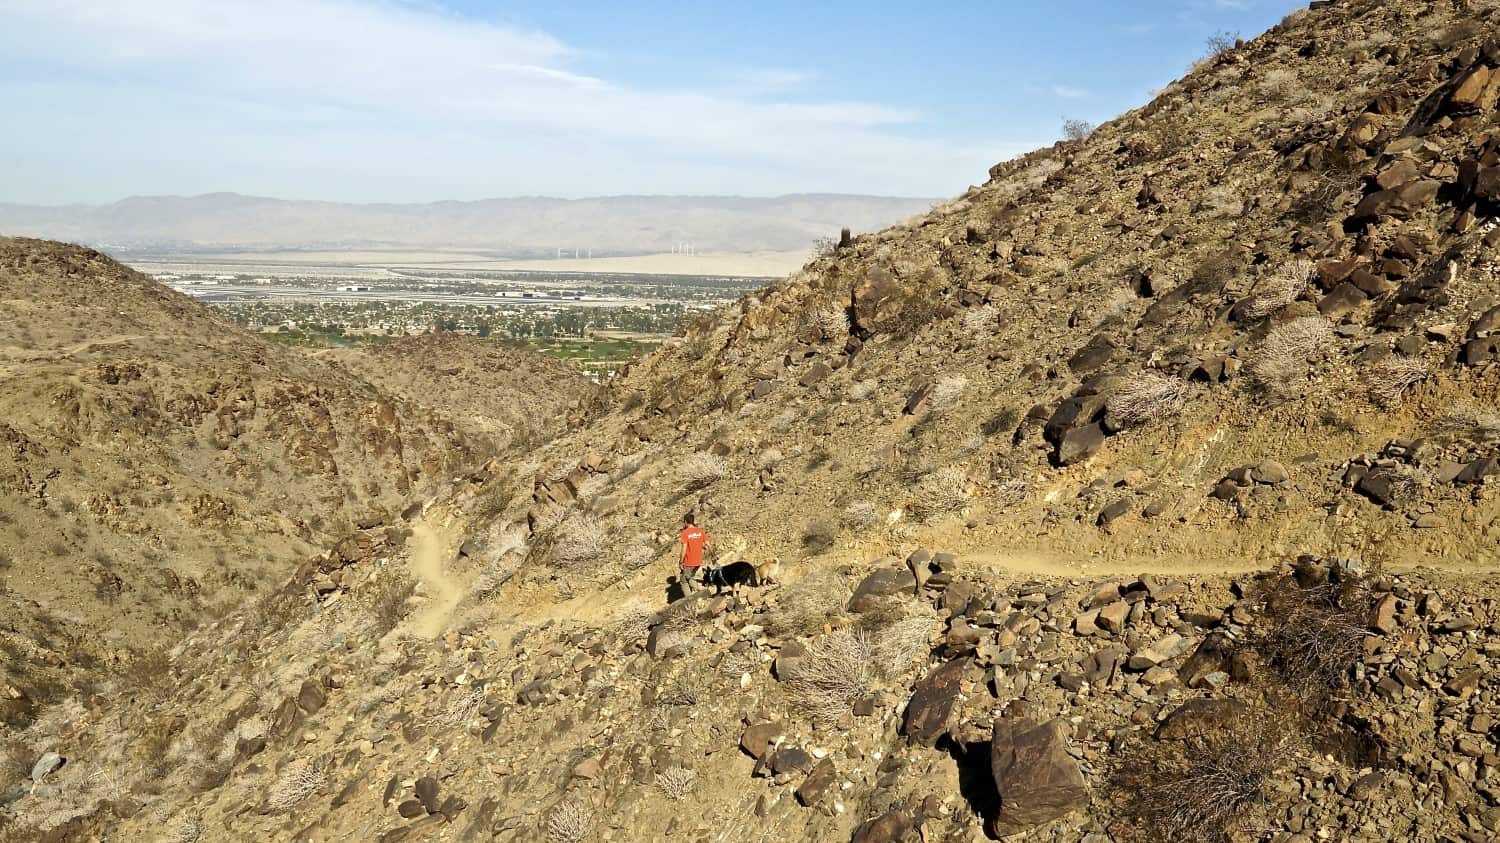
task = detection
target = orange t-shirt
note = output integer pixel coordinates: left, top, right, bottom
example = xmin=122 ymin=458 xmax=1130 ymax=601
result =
xmin=679 ymin=526 xmax=708 ymax=568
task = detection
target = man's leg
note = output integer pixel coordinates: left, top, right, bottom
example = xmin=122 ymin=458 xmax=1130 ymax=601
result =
xmin=680 ymin=564 xmax=696 ymax=594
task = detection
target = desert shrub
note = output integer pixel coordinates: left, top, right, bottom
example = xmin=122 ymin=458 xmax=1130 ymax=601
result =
xmin=784 ymin=629 xmax=873 ymax=724
xmin=811 ymin=235 xmax=838 ymax=258
xmin=961 ymin=304 xmax=1000 ymax=334
xmin=366 ymin=569 xmax=416 ymax=634
xmin=677 ymin=452 xmax=727 ymax=491
xmin=1436 ymin=403 xmax=1500 ymax=441
xmin=1252 ymin=574 xmax=1373 ymax=692
xmin=163 ymin=815 xmax=202 ymax=843
xmin=1204 ymin=30 xmax=1240 ymax=57
xmin=929 ymin=375 xmax=968 ymax=412
xmin=655 ymin=767 xmax=697 ymax=801
xmin=802 ymin=516 xmax=839 ymax=554
xmin=1243 ymin=260 xmax=1314 ymax=319
xmin=807 ymin=302 xmax=849 ymax=340
xmin=471 ymin=557 xmax=516 ymax=600
xmin=763 ymin=569 xmax=851 ymax=638
xmin=1250 ymin=317 xmax=1334 ymax=398
xmin=549 ymin=516 xmax=608 ymax=566
xmin=1111 ymin=713 xmax=1293 ymax=843
xmin=756 ymin=447 xmax=784 ymax=469
xmin=267 ymin=760 xmax=323 ymax=810
xmin=1062 ymin=118 xmax=1095 ymax=141
xmin=908 ymin=467 xmax=969 ymax=522
xmin=613 ymin=604 xmax=654 ymax=645
xmin=1432 ymin=19 xmax=1482 ymax=48
xmin=545 ymin=797 xmax=592 ymax=843
xmin=840 ymin=501 xmax=881 ymax=532
xmin=1365 ymin=357 xmax=1428 ymax=409
xmin=1107 ymin=372 xmax=1189 ymax=427
xmin=871 ymin=610 xmax=936 ymax=678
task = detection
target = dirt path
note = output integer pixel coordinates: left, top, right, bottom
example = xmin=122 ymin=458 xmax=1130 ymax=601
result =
xmin=406 ymin=513 xmax=465 ymax=638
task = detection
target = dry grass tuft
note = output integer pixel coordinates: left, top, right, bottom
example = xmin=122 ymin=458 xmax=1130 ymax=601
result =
xmin=1107 ymin=372 xmax=1189 ymax=427
xmin=1436 ymin=403 xmax=1500 ymax=441
xmin=1253 ymin=574 xmax=1373 ymax=693
xmin=871 ymin=610 xmax=936 ymax=678
xmin=1365 ymin=357 xmax=1428 ymax=409
xmin=1250 ymin=317 xmax=1333 ymax=398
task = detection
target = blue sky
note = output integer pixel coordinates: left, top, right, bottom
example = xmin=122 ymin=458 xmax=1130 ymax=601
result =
xmin=0 ymin=0 xmax=1305 ymax=204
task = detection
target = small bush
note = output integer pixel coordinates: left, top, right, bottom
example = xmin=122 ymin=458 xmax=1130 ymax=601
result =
xmin=1112 ymin=713 xmax=1293 ymax=843
xmin=1250 ymin=317 xmax=1334 ymax=398
xmin=550 ymin=516 xmax=608 ymax=566
xmin=1365 ymin=357 xmax=1427 ymax=409
xmin=871 ymin=611 xmax=936 ymax=678
xmin=908 ymin=467 xmax=969 ymax=523
xmin=784 ymin=629 xmax=873 ymax=724
xmin=655 ymin=767 xmax=697 ymax=801
xmin=763 ymin=569 xmax=851 ymax=638
xmin=840 ymin=501 xmax=881 ymax=532
xmin=545 ymin=797 xmax=592 ymax=843
xmin=1204 ymin=30 xmax=1240 ymax=57
xmin=1242 ymin=260 xmax=1314 ymax=320
xmin=929 ymin=375 xmax=968 ymax=412
xmin=802 ymin=517 xmax=839 ymax=554
xmin=1253 ymin=574 xmax=1373 ymax=693
xmin=366 ymin=570 xmax=416 ymax=634
xmin=756 ymin=447 xmax=784 ymax=469
xmin=267 ymin=760 xmax=323 ymax=810
xmin=1436 ymin=403 xmax=1500 ymax=441
xmin=1062 ymin=118 xmax=1095 ymax=141
xmin=961 ymin=304 xmax=1000 ymax=335
xmin=677 ymin=452 xmax=727 ymax=491
xmin=807 ymin=303 xmax=849 ymax=341
xmin=1107 ymin=372 xmax=1189 ymax=427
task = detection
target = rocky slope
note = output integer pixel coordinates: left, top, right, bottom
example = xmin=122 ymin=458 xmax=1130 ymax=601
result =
xmin=0 ymin=238 xmax=593 ymax=730
xmin=5 ymin=0 xmax=1500 ymax=841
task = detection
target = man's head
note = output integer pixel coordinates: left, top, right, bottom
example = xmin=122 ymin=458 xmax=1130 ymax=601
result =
xmin=683 ymin=511 xmax=697 ymax=527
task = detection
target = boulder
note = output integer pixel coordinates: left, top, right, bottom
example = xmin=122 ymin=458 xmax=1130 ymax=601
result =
xmin=1448 ymin=65 xmax=1492 ymax=111
xmin=849 ymin=568 xmax=917 ymax=613
xmin=740 ymin=722 xmax=784 ymax=760
xmin=989 ymin=719 xmax=1089 ymax=837
xmin=1371 ymin=594 xmax=1399 ymax=635
xmin=30 ymin=752 xmax=64 ymax=782
xmin=1056 ymin=423 xmax=1107 ymax=467
xmin=852 ymin=811 xmax=915 ymax=843
xmin=901 ymin=659 xmax=967 ymax=746
xmin=1155 ymin=698 xmax=1250 ymax=740
xmin=795 ymin=759 xmax=837 ymax=806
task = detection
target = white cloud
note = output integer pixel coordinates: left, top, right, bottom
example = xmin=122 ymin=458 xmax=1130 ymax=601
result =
xmin=0 ymin=0 xmax=1016 ymax=201
xmin=1051 ymin=84 xmax=1090 ymax=99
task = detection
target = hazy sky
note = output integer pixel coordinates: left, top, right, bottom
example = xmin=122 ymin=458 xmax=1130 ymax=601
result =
xmin=0 ymin=0 xmax=1305 ymax=204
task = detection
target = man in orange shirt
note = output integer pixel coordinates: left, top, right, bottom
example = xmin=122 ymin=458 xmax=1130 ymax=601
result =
xmin=678 ymin=512 xmax=709 ymax=595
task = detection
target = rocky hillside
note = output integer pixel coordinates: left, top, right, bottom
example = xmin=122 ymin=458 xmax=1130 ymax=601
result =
xmin=0 ymin=238 xmax=593 ymax=728
xmin=4 ymin=0 xmax=1500 ymax=841
xmin=327 ymin=334 xmax=590 ymax=451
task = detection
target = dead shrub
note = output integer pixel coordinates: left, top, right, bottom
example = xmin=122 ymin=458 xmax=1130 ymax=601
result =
xmin=801 ymin=516 xmax=838 ymax=554
xmin=1436 ymin=402 xmax=1500 ymax=441
xmin=366 ymin=569 xmax=416 ymax=634
xmin=1111 ymin=711 xmax=1294 ymax=843
xmin=870 ymin=610 xmax=936 ymax=678
xmin=840 ymin=501 xmax=881 ymax=533
xmin=1250 ymin=317 xmax=1333 ymax=398
xmin=655 ymin=766 xmax=697 ymax=801
xmin=548 ymin=515 xmax=608 ymax=567
xmin=763 ymin=569 xmax=851 ymax=638
xmin=1242 ymin=260 xmax=1314 ymax=319
xmin=1062 ymin=118 xmax=1095 ymax=141
xmin=1365 ymin=357 xmax=1428 ymax=409
xmin=544 ymin=796 xmax=592 ymax=843
xmin=267 ymin=760 xmax=323 ymax=810
xmin=908 ymin=467 xmax=969 ymax=522
xmin=784 ymin=629 xmax=873 ymax=724
xmin=1107 ymin=372 xmax=1189 ymax=427
xmin=806 ymin=302 xmax=849 ymax=341
xmin=677 ymin=452 xmax=727 ymax=491
xmin=1252 ymin=573 xmax=1374 ymax=693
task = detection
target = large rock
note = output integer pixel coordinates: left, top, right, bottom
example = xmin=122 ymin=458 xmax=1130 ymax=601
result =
xmin=852 ymin=811 xmax=915 ymax=843
xmin=1056 ymin=423 xmax=1107 ymax=467
xmin=795 ymin=758 xmax=837 ymax=806
xmin=901 ymin=658 xmax=966 ymax=745
xmin=989 ymin=719 xmax=1088 ymax=837
xmin=849 ymin=568 xmax=917 ymax=613
xmin=1155 ymin=698 xmax=1251 ymax=740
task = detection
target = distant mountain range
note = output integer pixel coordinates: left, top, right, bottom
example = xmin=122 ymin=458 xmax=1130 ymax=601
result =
xmin=0 ymin=192 xmax=936 ymax=257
